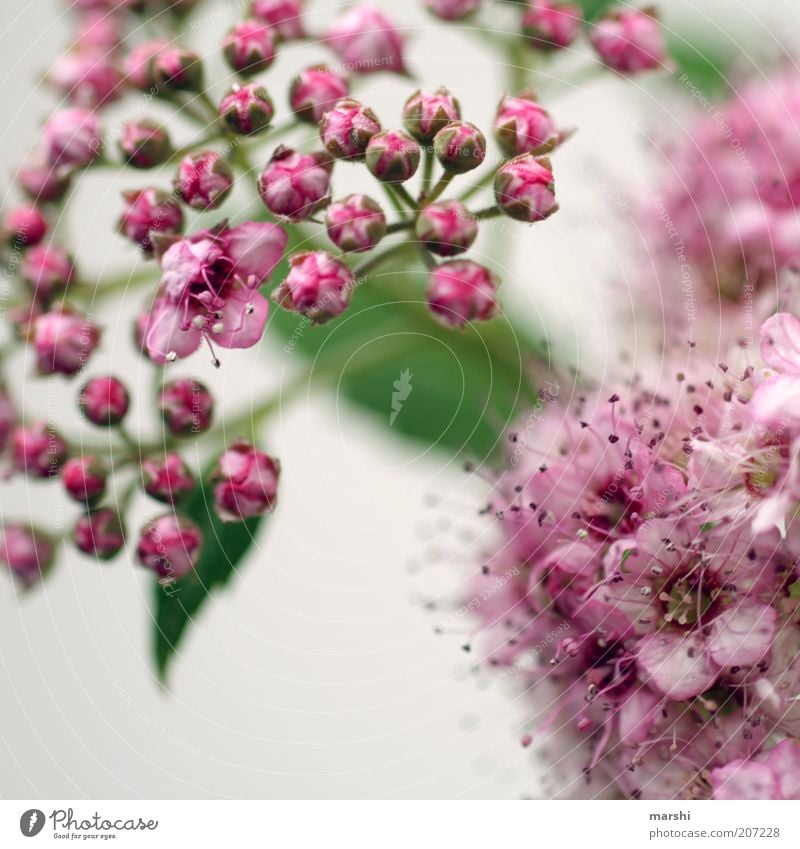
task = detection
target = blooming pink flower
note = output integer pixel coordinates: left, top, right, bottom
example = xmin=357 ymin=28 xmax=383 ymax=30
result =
xmin=0 ymin=524 xmax=54 ymax=587
xmin=319 ymin=98 xmax=382 ymax=160
xmin=751 ymin=313 xmax=800 ymax=430
xmin=174 ymin=151 xmax=234 ymax=210
xmin=223 ymin=19 xmax=277 ymax=76
xmin=493 ymin=90 xmax=559 ymax=156
xmin=49 ymin=50 xmax=124 ymax=107
xmin=326 ymin=5 xmax=407 ymax=75
xmin=158 ymin=378 xmax=213 ymax=436
xmin=252 ymin=0 xmax=306 ymax=40
xmin=290 ymin=65 xmax=349 ymax=124
xmin=75 ymin=509 xmax=125 ymax=560
xmin=403 ymin=88 xmax=461 ymax=142
xmin=118 ymin=188 xmax=184 ymax=254
xmin=494 ymin=153 xmax=558 ymax=221
xmin=711 ymin=739 xmax=800 ymax=800
xmin=62 ymin=455 xmax=107 ymax=504
xmin=3 ymin=206 xmax=47 ymax=248
xmin=21 ymin=244 xmax=75 ymax=300
xmin=43 ymin=107 xmax=102 ymax=168
xmin=325 ymin=194 xmax=387 ymax=253
xmin=211 ymin=439 xmax=280 ymax=522
xmin=118 ymin=119 xmax=171 ymax=168
xmin=79 ymin=375 xmax=130 ymax=426
xmin=433 ymin=121 xmax=486 ymax=173
xmin=365 ymin=130 xmax=420 ymax=182
xmin=424 ymin=0 xmax=481 ymax=22
xmin=136 ymin=513 xmax=202 ymax=580
xmin=32 ymin=309 xmax=100 ymax=376
xmin=141 ymin=453 xmax=196 ymax=504
xmin=426 ymin=260 xmax=499 ymax=326
xmin=589 ymin=7 xmax=666 ymax=74
xmin=219 ymin=83 xmax=274 ymax=135
xmin=416 ymin=200 xmax=477 ymax=256
xmin=141 ymin=220 xmax=287 ymax=364
xmin=522 ymin=1 xmax=582 ymax=51
xmin=273 ymin=250 xmax=356 ymax=323
xmin=12 ymin=422 xmax=68 ymax=478
xmin=258 ymin=146 xmax=333 ymax=221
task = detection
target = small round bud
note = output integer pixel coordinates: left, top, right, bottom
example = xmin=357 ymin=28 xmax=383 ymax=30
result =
xmin=326 ymin=5 xmax=406 ymax=75
xmin=141 ymin=453 xmax=196 ymax=504
xmin=416 ymin=200 xmax=477 ymax=256
xmin=118 ymin=188 xmax=184 ymax=254
xmin=325 ymin=194 xmax=386 ymax=253
xmin=220 ymin=83 xmax=274 ymax=135
xmin=290 ymin=65 xmax=349 ymax=125
xmin=152 ymin=45 xmax=204 ymax=93
xmin=223 ymin=19 xmax=278 ymax=76
xmin=21 ymin=244 xmax=75 ymax=300
xmin=48 ymin=50 xmax=124 ymax=108
xmin=62 ymin=455 xmax=107 ymax=504
xmin=32 ymin=309 xmax=100 ymax=376
xmin=123 ymin=39 xmax=169 ymax=91
xmin=1 ymin=524 xmax=54 ymax=586
xmin=18 ymin=159 xmax=71 ymax=204
xmin=365 ymin=130 xmax=420 ymax=182
xmin=211 ymin=439 xmax=280 ymax=522
xmin=137 ymin=513 xmax=202 ymax=581
xmin=493 ymin=90 xmax=558 ymax=156
xmin=118 ymin=119 xmax=172 ymax=168
xmin=2 ymin=206 xmax=47 ymax=248
xmin=43 ymin=107 xmax=102 ymax=168
xmin=494 ymin=153 xmax=558 ymax=222
xmin=158 ymin=378 xmax=213 ymax=436
xmin=252 ymin=0 xmax=306 ymax=39
xmin=174 ymin=151 xmax=233 ymax=210
xmin=522 ymin=1 xmax=582 ymax=51
xmin=433 ymin=121 xmax=486 ymax=174
xmin=403 ymin=88 xmax=461 ymax=143
xmin=273 ymin=250 xmax=355 ymax=323
xmin=12 ymin=422 xmax=68 ymax=478
xmin=319 ymin=98 xmax=381 ymax=160
xmin=74 ymin=11 xmax=122 ymax=52
xmin=258 ymin=146 xmax=333 ymax=221
xmin=74 ymin=509 xmax=125 ymax=560
xmin=589 ymin=8 xmax=666 ymax=74
xmin=79 ymin=375 xmax=130 ymax=426
xmin=427 ymin=260 xmax=500 ymax=327
xmin=423 ymin=0 xmax=480 ymax=22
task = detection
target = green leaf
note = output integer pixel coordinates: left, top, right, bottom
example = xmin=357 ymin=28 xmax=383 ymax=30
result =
xmin=667 ymin=36 xmax=732 ymax=98
xmin=576 ymin=0 xmax=616 ymax=21
xmin=152 ymin=474 xmax=264 ymax=683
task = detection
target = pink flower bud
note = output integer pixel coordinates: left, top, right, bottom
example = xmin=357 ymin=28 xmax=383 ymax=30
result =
xmin=74 ymin=11 xmax=122 ymax=52
xmin=2 ymin=206 xmax=47 ymax=248
xmin=434 ymin=121 xmax=486 ymax=173
xmin=158 ymin=378 xmax=213 ymax=437
xmin=494 ymin=153 xmax=558 ymax=222
xmin=137 ymin=513 xmax=202 ymax=580
xmin=0 ymin=386 xmax=15 ymax=453
xmin=252 ymin=0 xmax=306 ymax=40
xmin=326 ymin=5 xmax=406 ymax=75
xmin=423 ymin=0 xmax=481 ymax=22
xmin=75 ymin=508 xmax=125 ymax=560
xmin=493 ymin=90 xmax=558 ymax=156
xmin=589 ymin=7 xmax=666 ymax=74
xmin=142 ymin=453 xmax=196 ymax=504
xmin=403 ymin=88 xmax=461 ymax=143
xmin=12 ymin=422 xmax=68 ymax=478
xmin=18 ymin=158 xmax=72 ymax=204
xmin=79 ymin=375 xmax=130 ymax=426
xmin=427 ymin=260 xmax=500 ymax=327
xmin=49 ymin=50 xmax=124 ymax=108
xmin=319 ymin=98 xmax=381 ymax=160
xmin=21 ymin=244 xmax=75 ymax=300
xmin=365 ymin=130 xmax=420 ymax=182
xmin=522 ymin=1 xmax=582 ymax=51
xmin=152 ymin=45 xmax=203 ymax=93
xmin=223 ymin=19 xmax=278 ymax=76
xmin=32 ymin=309 xmax=100 ymax=376
xmin=325 ymin=194 xmax=386 ymax=253
xmin=118 ymin=119 xmax=172 ymax=168
xmin=211 ymin=439 xmax=280 ymax=522
xmin=289 ymin=65 xmax=349 ymax=124
xmin=123 ymin=39 xmax=169 ymax=91
xmin=1 ymin=524 xmax=54 ymax=586
xmin=118 ymin=188 xmax=184 ymax=254
xmin=43 ymin=107 xmax=102 ymax=168
xmin=258 ymin=146 xmax=333 ymax=221
xmin=62 ymin=455 xmax=107 ymax=504
xmin=416 ymin=200 xmax=477 ymax=256
xmin=174 ymin=151 xmax=233 ymax=210
xmin=220 ymin=83 xmax=274 ymax=135
xmin=273 ymin=250 xmax=355 ymax=323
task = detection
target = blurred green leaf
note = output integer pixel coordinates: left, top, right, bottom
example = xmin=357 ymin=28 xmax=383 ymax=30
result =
xmin=667 ymin=36 xmax=732 ymax=97
xmin=576 ymin=0 xmax=615 ymax=21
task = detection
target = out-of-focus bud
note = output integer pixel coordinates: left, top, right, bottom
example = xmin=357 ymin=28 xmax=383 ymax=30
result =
xmin=258 ymin=146 xmax=333 ymax=221
xmin=74 ymin=11 xmax=122 ymax=52
xmin=174 ymin=152 xmax=233 ymax=210
xmin=220 ymin=83 xmax=274 ymax=135
xmin=2 ymin=206 xmax=47 ymax=248
xmin=123 ymin=39 xmax=169 ymax=91
xmin=223 ymin=19 xmax=278 ymax=76
xmin=423 ymin=0 xmax=481 ymax=22
xmin=326 ymin=5 xmax=407 ymax=75
xmin=74 ymin=508 xmax=125 ymax=560
xmin=21 ymin=244 xmax=75 ymax=300
xmin=403 ymin=88 xmax=461 ymax=143
xmin=494 ymin=153 xmax=558 ymax=222
xmin=12 ymin=422 xmax=68 ymax=478
xmin=493 ymin=90 xmax=558 ymax=156
xmin=433 ymin=121 xmax=486 ymax=174
xmin=32 ymin=309 xmax=100 ymax=376
xmin=118 ymin=119 xmax=172 ymax=168
xmin=0 ymin=386 xmax=15 ymax=453
xmin=0 ymin=524 xmax=54 ymax=586
xmin=118 ymin=188 xmax=184 ymax=254
xmin=325 ymin=194 xmax=386 ymax=253
xmin=252 ymin=0 xmax=306 ymax=40
xmin=273 ymin=250 xmax=355 ymax=323
xmin=152 ymin=45 xmax=204 ymax=93
xmin=158 ymin=378 xmax=213 ymax=437
xmin=136 ymin=513 xmax=202 ymax=581
xmin=289 ymin=65 xmax=349 ymax=125
xmin=427 ymin=260 xmax=500 ymax=327
xmin=211 ymin=438 xmax=280 ymax=522
xmin=416 ymin=200 xmax=477 ymax=256
xmin=522 ymin=1 xmax=582 ymax=51
xmin=62 ymin=455 xmax=107 ymax=504
xmin=589 ymin=7 xmax=666 ymax=74
xmin=79 ymin=375 xmax=130 ymax=426
xmin=141 ymin=453 xmax=196 ymax=504
xmin=43 ymin=108 xmax=102 ymax=168
xmin=365 ymin=130 xmax=420 ymax=182
xmin=18 ymin=158 xmax=72 ymax=204
xmin=319 ymin=98 xmax=381 ymax=160
xmin=48 ymin=50 xmax=124 ymax=108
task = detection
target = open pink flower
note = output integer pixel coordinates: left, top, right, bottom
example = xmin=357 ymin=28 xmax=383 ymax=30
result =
xmin=711 ymin=739 xmax=800 ymax=800
xmin=752 ymin=312 xmax=800 ymax=429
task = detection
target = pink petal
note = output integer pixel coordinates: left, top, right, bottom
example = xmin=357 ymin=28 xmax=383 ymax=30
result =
xmin=760 ymin=312 xmax=800 ymax=373
xmin=618 ymin=688 xmax=661 ymax=745
xmin=211 ymin=286 xmax=269 ymax=350
xmin=707 ymin=601 xmax=775 ymax=668
xmin=223 ymin=221 xmax=288 ymax=284
xmin=751 ymin=374 xmax=800 ymax=429
xmin=637 ymin=630 xmax=717 ymax=700
xmin=711 ymin=760 xmax=778 ymax=800
xmin=546 ymin=541 xmax=597 ymax=576
xmin=144 ymin=303 xmax=201 ymax=364
xmin=766 ymin=739 xmax=800 ymax=799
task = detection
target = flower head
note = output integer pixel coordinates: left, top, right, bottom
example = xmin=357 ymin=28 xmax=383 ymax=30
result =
xmin=273 ymin=250 xmax=355 ymax=323
xmin=494 ymin=153 xmax=558 ymax=221
xmin=211 ymin=439 xmax=280 ymax=522
xmin=258 ymin=146 xmax=333 ymax=221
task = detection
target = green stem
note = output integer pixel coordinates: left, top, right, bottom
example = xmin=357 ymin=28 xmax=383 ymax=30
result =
xmin=421 ymin=146 xmax=435 ymax=200
xmin=458 ymin=170 xmax=496 ymax=203
xmin=387 ymin=182 xmax=418 ymax=212
xmin=381 ymin=184 xmax=406 ymax=217
xmin=353 ymin=242 xmax=414 ymax=279
xmin=386 ymin=219 xmax=415 ymax=234
xmin=473 ymin=206 xmax=503 ymax=220
xmin=423 ymin=171 xmax=453 ymax=206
